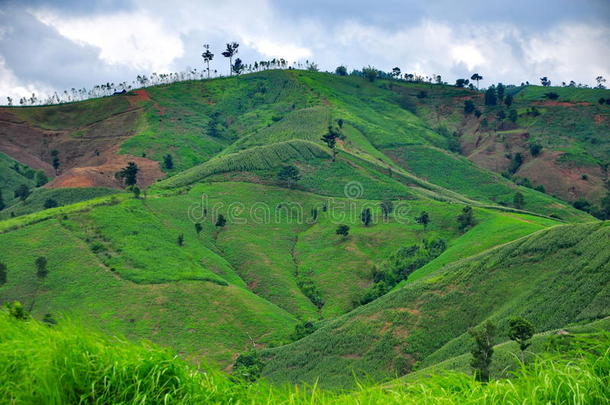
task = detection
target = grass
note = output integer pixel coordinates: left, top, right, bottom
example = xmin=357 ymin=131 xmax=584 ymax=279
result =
xmin=0 ymin=187 xmax=120 ymax=219
xmin=263 ymin=222 xmax=610 ymax=388
xmin=1 ymin=310 xmax=608 ymax=404
xmin=13 ymin=95 xmax=132 ymax=130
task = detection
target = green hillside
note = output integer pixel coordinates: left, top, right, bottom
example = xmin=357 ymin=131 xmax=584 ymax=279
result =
xmin=1 ymin=69 xmax=609 ymax=399
xmin=263 ymin=222 xmax=610 ymax=387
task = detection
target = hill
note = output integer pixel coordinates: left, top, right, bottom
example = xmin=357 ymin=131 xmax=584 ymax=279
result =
xmin=0 ymin=69 xmax=608 ymax=393
xmin=262 ymin=222 xmax=610 ymax=387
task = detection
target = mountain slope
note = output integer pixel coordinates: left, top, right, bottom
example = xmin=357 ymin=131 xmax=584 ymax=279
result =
xmin=262 ymin=222 xmax=610 ymax=387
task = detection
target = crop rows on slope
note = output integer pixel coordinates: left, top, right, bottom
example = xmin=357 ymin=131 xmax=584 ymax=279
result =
xmin=158 ymin=140 xmax=330 ymax=188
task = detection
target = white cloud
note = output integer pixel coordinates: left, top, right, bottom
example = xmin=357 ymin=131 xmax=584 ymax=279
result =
xmin=0 ymin=56 xmax=54 ymax=101
xmin=32 ymin=9 xmax=184 ymax=72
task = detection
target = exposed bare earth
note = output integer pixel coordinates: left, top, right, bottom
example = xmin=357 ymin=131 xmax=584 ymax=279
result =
xmin=0 ymin=97 xmax=165 ymax=189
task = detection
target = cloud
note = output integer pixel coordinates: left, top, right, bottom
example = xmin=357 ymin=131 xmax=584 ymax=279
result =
xmin=0 ymin=0 xmax=608 ymax=101
xmin=33 ymin=9 xmax=184 ymax=72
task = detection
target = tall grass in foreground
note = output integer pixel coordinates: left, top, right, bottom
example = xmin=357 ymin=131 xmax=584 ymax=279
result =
xmin=0 ymin=310 xmax=607 ymax=404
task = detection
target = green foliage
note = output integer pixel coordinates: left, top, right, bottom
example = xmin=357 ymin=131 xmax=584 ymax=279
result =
xmin=14 ymin=184 xmax=30 ymax=201
xmin=513 ymin=192 xmax=525 ymax=209
xmin=117 ymin=162 xmax=139 ymax=186
xmin=335 ymin=224 xmax=350 ymax=237
xmin=233 ymin=349 xmax=265 ymax=382
xmin=163 ymin=154 xmax=174 ymax=170
xmin=215 ymin=214 xmax=226 ymax=227
xmin=177 ymin=233 xmax=184 ymax=246
xmin=457 ymin=205 xmax=475 ymax=232
xmin=485 ymin=87 xmax=497 ymax=105
xmin=508 ymin=152 xmax=523 ymax=174
xmin=464 ymin=99 xmax=475 ymax=114
xmin=529 ymin=143 xmax=543 ymax=157
xmin=361 ymin=207 xmax=372 ymax=226
xmin=35 ymin=256 xmax=48 ymax=279
xmin=469 ymin=320 xmax=496 ymax=382
xmin=0 ymin=262 xmax=6 ymax=285
xmin=291 ymin=320 xmax=317 ymax=341
xmin=415 ymin=211 xmax=430 ymax=229
xmin=277 ymin=165 xmax=300 ymax=188
xmin=335 ymin=66 xmax=347 ymax=76
xmin=4 ymin=301 xmax=30 ymax=320
xmin=362 ymin=66 xmax=378 ymax=82
xmin=296 ymin=270 xmax=324 ymax=309
xmin=508 ymin=317 xmax=535 ymax=360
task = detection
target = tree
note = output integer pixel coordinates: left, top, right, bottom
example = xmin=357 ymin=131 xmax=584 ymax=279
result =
xmin=380 ymin=200 xmax=394 ymax=220
xmin=117 ymin=162 xmax=139 ymax=186
xmin=484 ymin=87 xmax=497 ymax=106
xmin=201 ymin=44 xmax=214 ymax=79
xmin=195 ymin=223 xmax=203 ymax=235
xmin=221 ymin=42 xmax=239 ymax=75
xmin=496 ymin=83 xmax=505 ymax=102
xmin=0 ymin=190 xmax=5 ymax=210
xmin=471 ymin=73 xmax=483 ymax=89
xmin=291 ymin=320 xmax=317 ymax=341
xmin=277 ymin=165 xmax=300 ymax=188
xmin=540 ymin=76 xmax=551 ymax=87
xmin=362 ymin=66 xmax=378 ymax=82
xmin=455 ymin=78 xmax=469 ymax=88
xmin=464 ymin=100 xmax=476 ymax=114
xmin=233 ymin=349 xmax=264 ymax=382
xmin=215 ymin=214 xmax=226 ymax=227
xmin=504 ymin=94 xmax=513 ymax=107
xmin=336 ymin=224 xmax=350 ymax=238
xmin=35 ymin=256 xmax=48 ymax=279
xmin=513 ymin=192 xmax=525 ymax=209
xmin=391 ymin=67 xmax=401 ymax=79
xmin=457 ymin=206 xmax=475 ymax=232
xmin=131 ymin=186 xmax=141 ymax=199
xmin=163 ymin=154 xmax=174 ymax=170
xmin=43 ymin=199 xmax=58 ymax=209
xmin=232 ymin=58 xmax=245 ymax=75
xmin=6 ymin=301 xmax=29 ymax=320
xmin=529 ymin=143 xmax=543 ymax=157
xmin=35 ymin=171 xmax=48 ymax=187
xmin=596 ymin=75 xmax=607 ymax=89
xmin=335 ymin=65 xmax=347 ymax=76
xmin=321 ymin=126 xmax=340 ymax=161
xmin=509 ymin=109 xmax=518 ymax=123
xmin=14 ymin=184 xmax=30 ymax=201
xmin=177 ymin=233 xmax=184 ymax=246
xmin=361 ymin=207 xmax=372 ymax=226
xmin=415 ymin=211 xmax=430 ymax=229
xmin=0 ymin=261 xmax=7 ymax=285
xmin=508 ymin=152 xmax=523 ymax=174
xmin=51 ymin=150 xmax=60 ymax=174
xmin=469 ymin=320 xmax=496 ymax=382
xmin=508 ymin=317 xmax=535 ymax=363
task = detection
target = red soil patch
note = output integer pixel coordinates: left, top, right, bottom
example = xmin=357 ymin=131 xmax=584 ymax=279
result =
xmin=594 ymin=114 xmax=604 ymax=124
xmin=129 ymin=88 xmax=165 ymax=115
xmin=0 ymin=107 xmax=165 ymax=190
xmin=534 ymin=100 xmax=591 ymax=107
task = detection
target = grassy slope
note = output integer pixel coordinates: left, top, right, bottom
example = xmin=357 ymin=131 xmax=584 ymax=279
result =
xmin=0 ymin=187 xmax=120 ymax=220
xmin=1 ymin=310 xmax=608 ymax=404
xmin=263 ymin=222 xmax=610 ymax=388
xmin=0 ymin=218 xmax=295 ymax=366
xmin=0 ymin=152 xmax=39 ymax=209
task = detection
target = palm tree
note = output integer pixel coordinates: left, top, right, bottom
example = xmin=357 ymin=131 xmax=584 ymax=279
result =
xmin=471 ymin=73 xmax=483 ymax=89
xmin=202 ymin=44 xmax=214 ymax=79
xmin=221 ymin=42 xmax=239 ymax=76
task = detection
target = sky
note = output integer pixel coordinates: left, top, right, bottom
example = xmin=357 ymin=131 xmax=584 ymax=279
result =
xmin=0 ymin=0 xmax=609 ymax=101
